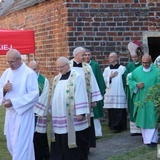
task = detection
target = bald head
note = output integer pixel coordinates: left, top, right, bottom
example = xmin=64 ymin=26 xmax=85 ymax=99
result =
xmin=6 ymin=49 xmax=21 ymax=59
xmin=6 ymin=49 xmax=22 ymax=70
xmin=142 ymin=54 xmax=152 ymax=61
xmin=56 ymin=56 xmax=70 ymax=75
xmin=142 ymin=54 xmax=152 ymax=69
xmin=28 ymin=60 xmax=39 ymax=74
xmin=108 ymin=52 xmax=118 ymax=65
xmin=109 ymin=52 xmax=118 ymax=57
xmin=56 ymin=56 xmax=69 ymax=64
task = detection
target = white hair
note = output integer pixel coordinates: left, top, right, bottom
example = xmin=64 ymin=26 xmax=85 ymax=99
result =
xmin=56 ymin=56 xmax=69 ymax=64
xmin=73 ymin=46 xmax=85 ymax=57
xmin=109 ymin=52 xmax=118 ymax=57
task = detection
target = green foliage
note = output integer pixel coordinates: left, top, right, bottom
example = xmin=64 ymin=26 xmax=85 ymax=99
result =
xmin=139 ymin=70 xmax=160 ymax=127
xmin=146 ymin=83 xmax=160 ymax=126
xmin=146 ymin=84 xmax=160 ymax=106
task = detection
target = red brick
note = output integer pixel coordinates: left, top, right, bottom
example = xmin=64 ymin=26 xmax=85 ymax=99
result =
xmin=0 ymin=0 xmax=160 ymax=78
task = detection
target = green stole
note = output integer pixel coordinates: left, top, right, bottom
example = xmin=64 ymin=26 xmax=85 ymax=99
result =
xmin=38 ymin=74 xmax=45 ymax=96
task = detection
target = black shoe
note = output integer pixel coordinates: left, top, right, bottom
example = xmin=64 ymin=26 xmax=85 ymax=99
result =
xmin=146 ymin=144 xmax=152 ymax=148
xmin=111 ymin=130 xmax=121 ymax=133
xmin=130 ymin=133 xmax=142 ymax=136
xmin=87 ymin=148 xmax=90 ymax=155
xmin=151 ymin=142 xmax=157 ymax=147
xmin=146 ymin=143 xmax=157 ymax=148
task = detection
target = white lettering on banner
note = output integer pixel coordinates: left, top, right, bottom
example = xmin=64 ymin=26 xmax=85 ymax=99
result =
xmin=0 ymin=44 xmax=13 ymax=50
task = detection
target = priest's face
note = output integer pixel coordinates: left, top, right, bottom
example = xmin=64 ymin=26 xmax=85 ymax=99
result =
xmin=28 ymin=61 xmax=39 ymax=74
xmin=74 ymin=51 xmax=85 ymax=63
xmin=142 ymin=55 xmax=152 ymax=69
xmin=131 ymin=54 xmax=141 ymax=63
xmin=84 ymin=52 xmax=91 ymax=63
xmin=6 ymin=50 xmax=22 ymax=70
xmin=56 ymin=62 xmax=70 ymax=75
xmin=108 ymin=52 xmax=118 ymax=64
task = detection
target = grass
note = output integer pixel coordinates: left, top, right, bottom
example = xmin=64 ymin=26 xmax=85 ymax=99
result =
xmin=107 ymin=145 xmax=157 ymax=160
xmin=0 ymin=107 xmax=11 ymax=160
xmin=100 ymin=120 xmax=122 ymax=139
xmin=100 ymin=121 xmax=158 ymax=160
xmin=0 ymin=109 xmax=158 ymax=160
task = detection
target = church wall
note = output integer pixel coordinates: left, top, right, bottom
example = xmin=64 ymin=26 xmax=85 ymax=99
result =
xmin=0 ymin=0 xmax=160 ymax=78
xmin=0 ymin=0 xmax=69 ymax=80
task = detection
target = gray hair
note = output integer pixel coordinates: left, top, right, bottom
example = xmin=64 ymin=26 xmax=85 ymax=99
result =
xmin=56 ymin=56 xmax=69 ymax=64
xmin=73 ymin=47 xmax=85 ymax=57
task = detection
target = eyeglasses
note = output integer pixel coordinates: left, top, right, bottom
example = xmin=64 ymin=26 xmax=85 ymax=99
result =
xmin=6 ymin=58 xmax=20 ymax=65
xmin=142 ymin=62 xmax=150 ymax=64
xmin=56 ymin=63 xmax=68 ymax=70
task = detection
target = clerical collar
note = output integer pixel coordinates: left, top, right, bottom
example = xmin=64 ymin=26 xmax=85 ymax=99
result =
xmin=143 ymin=64 xmax=152 ymax=72
xmin=134 ymin=61 xmax=141 ymax=65
xmin=110 ymin=63 xmax=120 ymax=69
xmin=60 ymin=70 xmax=71 ymax=80
xmin=73 ymin=60 xmax=82 ymax=67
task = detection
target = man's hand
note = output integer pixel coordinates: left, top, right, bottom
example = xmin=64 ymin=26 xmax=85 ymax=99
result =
xmin=91 ymin=102 xmax=97 ymax=107
xmin=4 ymin=80 xmax=12 ymax=93
xmin=76 ymin=115 xmax=85 ymax=121
xmin=2 ymin=99 xmax=12 ymax=108
xmin=110 ymin=71 xmax=118 ymax=78
xmin=136 ymin=82 xmax=144 ymax=89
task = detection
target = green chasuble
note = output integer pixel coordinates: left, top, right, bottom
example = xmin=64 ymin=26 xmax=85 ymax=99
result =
xmin=128 ymin=64 xmax=159 ymax=129
xmin=122 ymin=61 xmax=141 ymax=122
xmin=90 ymin=60 xmax=106 ymax=118
xmin=38 ymin=74 xmax=45 ymax=96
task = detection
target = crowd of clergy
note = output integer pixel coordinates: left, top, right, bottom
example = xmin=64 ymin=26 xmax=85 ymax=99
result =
xmin=0 ymin=40 xmax=160 ymax=160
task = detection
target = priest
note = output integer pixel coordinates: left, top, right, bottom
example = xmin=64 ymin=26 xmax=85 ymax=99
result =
xmin=123 ymin=41 xmax=142 ymax=136
xmin=128 ymin=54 xmax=159 ymax=147
xmin=69 ymin=46 xmax=102 ymax=157
xmin=28 ymin=60 xmax=50 ymax=160
xmin=0 ymin=49 xmax=39 ymax=160
xmin=103 ymin=52 xmax=127 ymax=132
xmin=154 ymin=55 xmax=160 ymax=68
xmin=50 ymin=56 xmax=90 ymax=160
xmin=84 ymin=48 xmax=106 ymax=137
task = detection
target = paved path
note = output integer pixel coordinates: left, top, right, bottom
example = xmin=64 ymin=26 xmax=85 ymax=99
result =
xmin=88 ymin=131 xmax=143 ymax=160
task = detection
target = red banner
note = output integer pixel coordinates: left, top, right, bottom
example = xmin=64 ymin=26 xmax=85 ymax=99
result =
xmin=0 ymin=29 xmax=35 ymax=55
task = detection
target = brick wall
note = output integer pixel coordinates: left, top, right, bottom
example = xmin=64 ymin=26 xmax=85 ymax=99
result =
xmin=0 ymin=0 xmax=69 ymax=81
xmin=67 ymin=0 xmax=160 ymax=69
xmin=0 ymin=0 xmax=160 ymax=79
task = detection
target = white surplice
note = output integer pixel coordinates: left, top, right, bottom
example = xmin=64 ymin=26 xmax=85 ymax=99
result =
xmin=51 ymin=69 xmax=90 ymax=134
xmin=34 ymin=75 xmax=50 ymax=133
xmin=103 ymin=65 xmax=126 ymax=109
xmin=0 ymin=63 xmax=39 ymax=160
xmin=70 ymin=62 xmax=102 ymax=117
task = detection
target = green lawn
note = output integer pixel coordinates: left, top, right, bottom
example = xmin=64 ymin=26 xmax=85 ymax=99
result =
xmin=0 ymin=109 xmax=158 ymax=160
xmin=100 ymin=121 xmax=158 ymax=160
xmin=0 ymin=107 xmax=11 ymax=160
xmin=107 ymin=145 xmax=157 ymax=160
